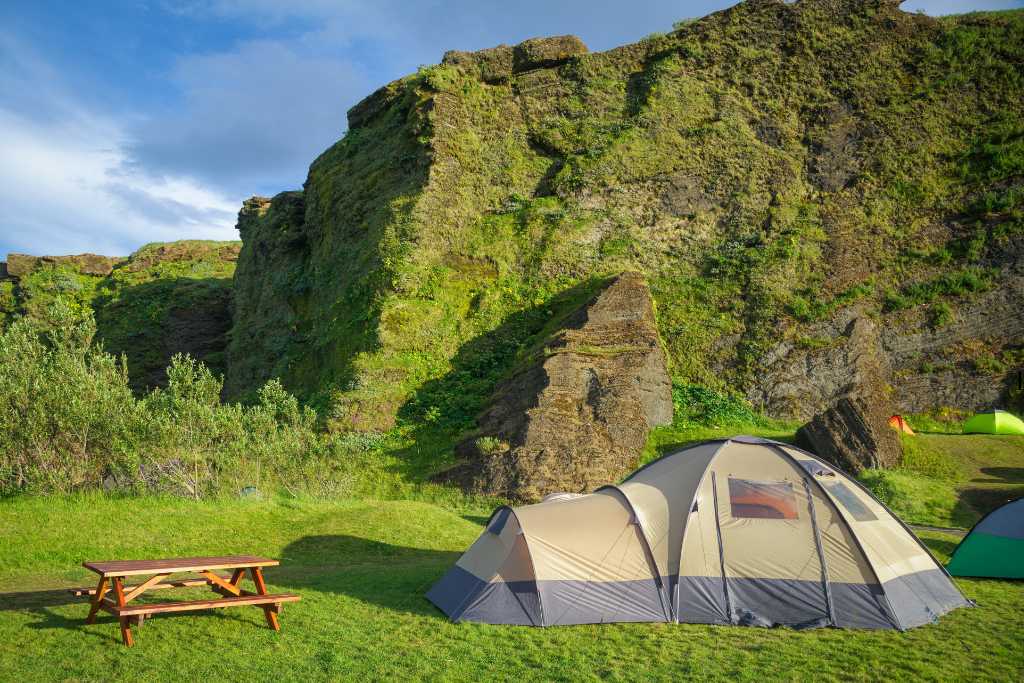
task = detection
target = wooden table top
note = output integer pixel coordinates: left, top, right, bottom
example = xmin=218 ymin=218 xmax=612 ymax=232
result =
xmin=83 ymin=555 xmax=279 ymax=577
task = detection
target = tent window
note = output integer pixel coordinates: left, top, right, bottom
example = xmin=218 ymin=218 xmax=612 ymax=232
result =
xmin=826 ymin=482 xmax=876 ymax=522
xmin=728 ymin=478 xmax=798 ymax=519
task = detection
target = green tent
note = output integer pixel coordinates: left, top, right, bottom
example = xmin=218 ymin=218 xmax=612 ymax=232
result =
xmin=962 ymin=410 xmax=1024 ymax=436
xmin=947 ymin=497 xmax=1024 ymax=579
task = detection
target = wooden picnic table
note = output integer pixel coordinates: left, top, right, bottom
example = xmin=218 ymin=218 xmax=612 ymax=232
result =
xmin=73 ymin=555 xmax=300 ymax=646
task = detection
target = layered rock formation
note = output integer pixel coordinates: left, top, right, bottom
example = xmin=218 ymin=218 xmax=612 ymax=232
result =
xmin=797 ymin=396 xmax=903 ymax=473
xmin=452 ymin=272 xmax=672 ymax=500
xmin=225 ymin=0 xmax=1024 ymax=431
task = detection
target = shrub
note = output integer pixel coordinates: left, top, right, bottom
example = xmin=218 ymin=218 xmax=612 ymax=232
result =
xmin=671 ymin=383 xmax=767 ymax=427
xmin=0 ymin=304 xmax=140 ymax=493
xmin=0 ymin=305 xmax=363 ymax=498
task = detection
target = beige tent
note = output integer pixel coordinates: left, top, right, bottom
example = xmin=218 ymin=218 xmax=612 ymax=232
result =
xmin=428 ymin=436 xmax=968 ymax=629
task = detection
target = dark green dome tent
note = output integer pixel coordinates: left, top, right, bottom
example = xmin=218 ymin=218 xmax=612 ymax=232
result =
xmin=428 ymin=437 xmax=969 ymax=629
xmin=947 ymin=497 xmax=1024 ymax=579
xmin=962 ymin=410 xmax=1024 ymax=436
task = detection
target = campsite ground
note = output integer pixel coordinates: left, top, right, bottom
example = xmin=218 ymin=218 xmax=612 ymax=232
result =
xmin=1 ymin=430 xmax=1022 ymax=681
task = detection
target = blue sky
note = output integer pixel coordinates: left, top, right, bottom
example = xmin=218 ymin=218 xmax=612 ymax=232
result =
xmin=1 ymin=1 xmax=1020 ymax=258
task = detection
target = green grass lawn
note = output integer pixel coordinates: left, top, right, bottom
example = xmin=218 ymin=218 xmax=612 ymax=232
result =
xmin=1 ymin=492 xmax=1022 ymax=682
xmin=861 ymin=433 xmax=1024 ymax=529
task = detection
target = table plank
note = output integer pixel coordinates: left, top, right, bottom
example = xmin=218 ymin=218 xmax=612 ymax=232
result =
xmin=83 ymin=556 xmax=279 ymax=577
xmin=113 ymin=593 xmax=300 ymax=616
xmin=70 ymin=574 xmax=234 ymax=596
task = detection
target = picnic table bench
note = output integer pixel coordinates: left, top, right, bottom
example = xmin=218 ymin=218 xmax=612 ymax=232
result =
xmin=72 ymin=555 xmax=300 ymax=646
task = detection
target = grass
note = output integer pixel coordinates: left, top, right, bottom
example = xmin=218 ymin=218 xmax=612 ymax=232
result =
xmin=860 ymin=433 xmax=1024 ymax=528
xmin=1 ymin=428 xmax=1022 ymax=681
xmin=0 ymin=492 xmax=1022 ymax=682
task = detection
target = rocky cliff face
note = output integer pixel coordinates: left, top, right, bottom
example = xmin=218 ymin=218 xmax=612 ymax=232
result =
xmin=2 ymin=241 xmax=239 ymax=391
xmin=227 ymin=0 xmax=1024 ymax=431
xmin=449 ymin=272 xmax=672 ymax=500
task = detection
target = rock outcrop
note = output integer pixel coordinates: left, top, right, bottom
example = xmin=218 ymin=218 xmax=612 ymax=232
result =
xmin=793 ymin=313 xmax=903 ymax=472
xmin=6 ymin=253 xmax=125 ymax=278
xmin=797 ymin=395 xmax=903 ymax=473
xmin=226 ymin=0 xmax=1023 ymax=432
xmin=2 ymin=241 xmax=240 ymax=392
xmin=453 ymin=272 xmax=672 ymax=501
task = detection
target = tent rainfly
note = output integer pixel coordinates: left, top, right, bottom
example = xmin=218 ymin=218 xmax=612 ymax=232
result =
xmin=428 ymin=437 xmax=969 ymax=629
xmin=888 ymin=415 xmax=915 ymax=435
xmin=947 ymin=497 xmax=1024 ymax=579
xmin=962 ymin=410 xmax=1024 ymax=436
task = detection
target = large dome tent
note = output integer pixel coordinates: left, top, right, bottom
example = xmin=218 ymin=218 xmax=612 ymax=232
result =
xmin=428 ymin=437 xmax=968 ymax=629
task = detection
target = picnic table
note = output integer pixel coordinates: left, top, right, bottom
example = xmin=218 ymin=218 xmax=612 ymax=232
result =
xmin=73 ymin=555 xmax=300 ymax=646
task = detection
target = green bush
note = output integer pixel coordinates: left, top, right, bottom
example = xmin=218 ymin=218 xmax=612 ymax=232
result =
xmin=0 ymin=305 xmax=361 ymax=498
xmin=671 ymin=383 xmax=767 ymax=427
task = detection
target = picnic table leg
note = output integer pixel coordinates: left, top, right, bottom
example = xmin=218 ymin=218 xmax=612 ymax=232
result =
xmin=86 ymin=576 xmax=108 ymax=624
xmin=113 ymin=577 xmax=134 ymax=647
xmin=249 ymin=567 xmax=280 ymax=631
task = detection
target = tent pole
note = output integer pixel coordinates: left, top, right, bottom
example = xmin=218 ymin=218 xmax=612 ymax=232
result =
xmin=710 ymin=472 xmax=732 ymax=623
xmin=802 ymin=478 xmax=837 ymax=626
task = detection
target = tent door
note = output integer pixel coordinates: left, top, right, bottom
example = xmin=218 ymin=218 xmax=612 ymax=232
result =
xmin=713 ymin=470 xmax=832 ymax=628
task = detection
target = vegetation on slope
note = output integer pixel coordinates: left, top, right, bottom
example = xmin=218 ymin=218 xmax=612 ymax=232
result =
xmin=229 ymin=1 xmax=1024 ymax=444
xmin=2 ymin=241 xmax=240 ymax=391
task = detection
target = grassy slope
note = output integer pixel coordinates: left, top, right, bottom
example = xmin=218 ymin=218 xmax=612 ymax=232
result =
xmin=861 ymin=428 xmax=1024 ymax=528
xmin=3 ymin=241 xmax=240 ymax=391
xmin=1 ymin=429 xmax=1022 ymax=682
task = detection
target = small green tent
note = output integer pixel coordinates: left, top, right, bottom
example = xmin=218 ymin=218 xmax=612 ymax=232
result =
xmin=962 ymin=410 xmax=1024 ymax=436
xmin=947 ymin=497 xmax=1024 ymax=579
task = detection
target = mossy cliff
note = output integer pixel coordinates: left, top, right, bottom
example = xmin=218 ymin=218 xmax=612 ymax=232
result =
xmin=2 ymin=241 xmax=239 ymax=391
xmin=226 ymin=0 xmax=1023 ymax=433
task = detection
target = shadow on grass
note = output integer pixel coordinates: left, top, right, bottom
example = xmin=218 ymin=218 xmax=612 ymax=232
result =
xmin=955 ymin=486 xmax=1024 ymax=525
xmin=919 ymin=536 xmax=960 ymax=559
xmin=0 ymin=588 xmax=80 ymax=611
xmin=277 ymin=535 xmax=460 ymax=617
xmin=972 ymin=467 xmax=1024 ymax=483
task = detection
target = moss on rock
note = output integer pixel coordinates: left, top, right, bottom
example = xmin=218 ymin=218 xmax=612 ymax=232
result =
xmin=225 ymin=1 xmax=1024 ymax=432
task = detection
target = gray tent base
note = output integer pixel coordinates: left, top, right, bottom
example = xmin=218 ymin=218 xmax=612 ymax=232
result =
xmin=428 ymin=568 xmax=964 ymax=630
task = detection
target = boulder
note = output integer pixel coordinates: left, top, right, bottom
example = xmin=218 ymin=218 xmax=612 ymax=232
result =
xmin=797 ymin=394 xmax=903 ymax=473
xmin=442 ymin=45 xmax=514 ymax=83
xmin=453 ymin=272 xmax=672 ymax=501
xmin=512 ymin=35 xmax=588 ymax=72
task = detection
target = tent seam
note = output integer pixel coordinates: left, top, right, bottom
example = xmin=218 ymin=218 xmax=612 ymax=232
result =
xmin=709 ymin=470 xmax=732 ymax=623
xmin=508 ymin=508 xmax=546 ymax=627
xmin=597 ymin=484 xmax=673 ymax=623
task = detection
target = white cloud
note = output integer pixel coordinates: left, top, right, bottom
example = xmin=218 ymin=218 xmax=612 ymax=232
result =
xmin=0 ymin=35 xmax=240 ymax=257
xmin=0 ymin=92 xmax=238 ymax=257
